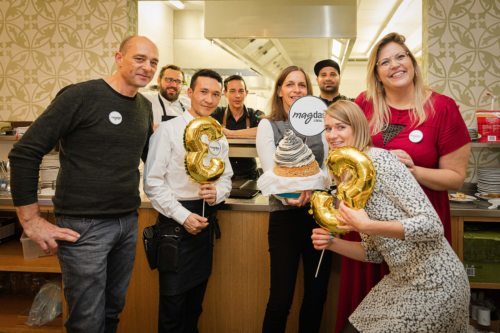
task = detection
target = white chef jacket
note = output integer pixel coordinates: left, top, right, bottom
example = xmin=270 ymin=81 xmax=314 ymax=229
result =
xmin=142 ymin=91 xmax=191 ymax=126
xmin=144 ymin=111 xmax=233 ymax=224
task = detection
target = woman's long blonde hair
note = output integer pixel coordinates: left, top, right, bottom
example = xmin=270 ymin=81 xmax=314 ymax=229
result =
xmin=366 ymin=32 xmax=432 ymax=134
xmin=268 ymin=66 xmax=313 ymax=121
xmin=325 ymin=100 xmax=372 ymax=151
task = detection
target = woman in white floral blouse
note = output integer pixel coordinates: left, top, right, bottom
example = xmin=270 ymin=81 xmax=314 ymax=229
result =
xmin=312 ymin=100 xmax=469 ymax=333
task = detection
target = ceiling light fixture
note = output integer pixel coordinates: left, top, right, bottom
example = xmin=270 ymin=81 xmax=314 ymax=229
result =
xmin=366 ymin=0 xmax=421 ymax=56
xmin=331 ymin=39 xmax=343 ymax=60
xmin=168 ymin=0 xmax=185 ymax=10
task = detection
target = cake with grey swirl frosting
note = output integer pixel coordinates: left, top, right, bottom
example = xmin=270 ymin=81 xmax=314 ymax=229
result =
xmin=273 ymin=129 xmax=320 ymax=177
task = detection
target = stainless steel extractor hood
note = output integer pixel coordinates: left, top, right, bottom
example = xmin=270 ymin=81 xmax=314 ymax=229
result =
xmin=204 ymin=0 xmax=357 ymax=80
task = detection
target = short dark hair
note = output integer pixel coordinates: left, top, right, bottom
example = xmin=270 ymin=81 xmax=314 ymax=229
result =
xmin=158 ymin=64 xmax=184 ymax=81
xmin=190 ymin=69 xmax=223 ymax=90
xmin=223 ymin=75 xmax=247 ymax=92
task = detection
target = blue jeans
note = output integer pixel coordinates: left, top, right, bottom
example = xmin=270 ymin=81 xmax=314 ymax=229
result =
xmin=56 ymin=212 xmax=138 ymax=333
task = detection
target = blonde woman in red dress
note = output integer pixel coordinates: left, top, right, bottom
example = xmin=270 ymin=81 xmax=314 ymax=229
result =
xmin=335 ymin=32 xmax=471 ymax=333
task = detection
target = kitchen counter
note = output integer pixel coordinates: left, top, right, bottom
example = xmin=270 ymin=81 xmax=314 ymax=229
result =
xmin=1 ymin=190 xmax=498 ymax=333
xmin=0 ymin=192 xmax=270 ymax=212
xmin=1 ymin=192 xmax=499 ymax=217
xmin=450 ymin=200 xmax=500 ymax=217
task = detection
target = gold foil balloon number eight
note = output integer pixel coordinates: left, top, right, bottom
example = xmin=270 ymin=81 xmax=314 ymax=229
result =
xmin=184 ymin=117 xmax=225 ymax=183
xmin=310 ymin=146 xmax=376 ymax=234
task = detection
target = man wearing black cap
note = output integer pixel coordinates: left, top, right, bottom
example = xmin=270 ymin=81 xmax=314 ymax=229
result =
xmin=314 ymin=59 xmax=352 ymax=106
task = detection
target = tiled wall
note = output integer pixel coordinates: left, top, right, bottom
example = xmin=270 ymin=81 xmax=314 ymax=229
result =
xmin=425 ymin=0 xmax=500 ymax=182
xmin=0 ymin=0 xmax=137 ymax=121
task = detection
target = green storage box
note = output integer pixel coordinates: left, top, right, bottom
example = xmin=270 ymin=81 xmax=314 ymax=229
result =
xmin=463 ymin=227 xmax=500 ymax=283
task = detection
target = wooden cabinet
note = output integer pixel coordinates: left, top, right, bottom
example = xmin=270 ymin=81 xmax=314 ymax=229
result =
xmin=1 ymin=202 xmax=497 ymax=333
xmin=451 ymin=216 xmax=500 ymax=290
xmin=119 ymin=208 xmax=340 ymax=333
xmin=0 ymin=206 xmax=67 ymax=333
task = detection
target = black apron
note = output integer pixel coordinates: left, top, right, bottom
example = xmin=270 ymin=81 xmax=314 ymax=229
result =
xmin=158 ymin=94 xmax=185 ymax=122
xmin=156 ymin=199 xmax=220 ymax=296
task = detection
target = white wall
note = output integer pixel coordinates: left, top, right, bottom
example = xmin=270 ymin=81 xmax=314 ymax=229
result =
xmin=138 ymin=1 xmax=174 ymax=83
xmin=338 ymin=61 xmax=368 ymax=99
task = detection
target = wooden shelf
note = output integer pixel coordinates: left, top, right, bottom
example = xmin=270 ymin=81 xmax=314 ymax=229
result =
xmin=451 ymin=216 xmax=500 ymax=293
xmin=471 ymin=142 xmax=500 ymax=148
xmin=0 ymin=294 xmax=63 ymax=332
xmin=0 ymin=135 xmax=18 ymax=142
xmin=0 ymin=241 xmax=60 ymax=273
xmin=470 ymin=282 xmax=500 ymax=289
xmin=228 ymin=138 xmax=258 ymax=158
xmin=227 ymin=138 xmax=256 ymax=145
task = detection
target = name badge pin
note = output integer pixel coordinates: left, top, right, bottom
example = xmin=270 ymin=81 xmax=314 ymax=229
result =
xmin=109 ymin=111 xmax=123 ymax=125
xmin=409 ymin=130 xmax=423 ymax=143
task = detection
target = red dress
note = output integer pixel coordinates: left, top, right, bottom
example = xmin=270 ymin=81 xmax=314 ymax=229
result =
xmin=333 ymin=91 xmax=470 ymax=332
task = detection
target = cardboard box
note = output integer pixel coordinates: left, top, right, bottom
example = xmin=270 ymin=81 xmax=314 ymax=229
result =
xmin=465 ymin=262 xmax=500 ymax=283
xmin=476 ymin=110 xmax=500 ymax=143
xmin=464 ymin=228 xmax=500 ymax=283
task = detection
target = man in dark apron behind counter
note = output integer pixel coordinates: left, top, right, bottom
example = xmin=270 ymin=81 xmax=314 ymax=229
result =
xmin=211 ymin=75 xmax=264 ymax=180
xmin=143 ymin=64 xmax=191 ymax=129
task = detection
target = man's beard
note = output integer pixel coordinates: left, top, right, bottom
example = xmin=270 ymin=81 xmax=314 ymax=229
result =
xmin=320 ymin=84 xmax=339 ymax=96
xmin=160 ymin=88 xmax=180 ymax=102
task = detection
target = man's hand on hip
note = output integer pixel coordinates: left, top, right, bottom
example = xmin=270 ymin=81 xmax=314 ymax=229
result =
xmin=16 ymin=203 xmax=80 ymax=254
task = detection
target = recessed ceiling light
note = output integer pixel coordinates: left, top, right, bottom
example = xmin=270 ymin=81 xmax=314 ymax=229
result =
xmin=168 ymin=0 xmax=185 ymax=10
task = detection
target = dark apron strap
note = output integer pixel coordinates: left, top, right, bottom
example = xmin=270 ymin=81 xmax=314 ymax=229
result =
xmin=158 ymin=94 xmax=177 ymax=122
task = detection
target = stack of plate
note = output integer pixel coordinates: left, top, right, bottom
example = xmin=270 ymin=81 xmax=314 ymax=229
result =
xmin=477 ymin=167 xmax=500 ymax=194
xmin=468 ymin=128 xmax=479 ymax=141
xmin=39 ymin=152 xmax=59 ymax=189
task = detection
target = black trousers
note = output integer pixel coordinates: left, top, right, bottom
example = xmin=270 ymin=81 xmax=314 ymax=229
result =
xmin=262 ymin=207 xmax=332 ymax=333
xmin=158 ymin=280 xmax=209 ymax=333
xmin=157 ymin=200 xmax=219 ymax=333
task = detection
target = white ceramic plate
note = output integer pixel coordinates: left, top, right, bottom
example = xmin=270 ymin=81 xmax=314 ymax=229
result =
xmin=487 ymin=198 xmax=500 ymax=209
xmin=449 ymin=193 xmax=477 ymax=202
xmin=475 ymin=192 xmax=500 ymax=201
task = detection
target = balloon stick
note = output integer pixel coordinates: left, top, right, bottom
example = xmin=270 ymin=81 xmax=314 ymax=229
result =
xmin=315 ymin=249 xmax=325 ymax=278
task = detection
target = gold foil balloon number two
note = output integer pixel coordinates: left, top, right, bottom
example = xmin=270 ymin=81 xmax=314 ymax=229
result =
xmin=310 ymin=146 xmax=376 ymax=234
xmin=184 ymin=117 xmax=225 ymax=183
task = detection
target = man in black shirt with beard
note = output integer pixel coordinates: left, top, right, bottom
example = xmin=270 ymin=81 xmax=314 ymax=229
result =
xmin=314 ymin=59 xmax=353 ymax=106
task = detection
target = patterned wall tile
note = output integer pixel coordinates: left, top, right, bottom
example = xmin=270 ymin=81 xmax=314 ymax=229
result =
xmin=426 ymin=0 xmax=500 ymax=183
xmin=0 ymin=0 xmax=137 ymax=121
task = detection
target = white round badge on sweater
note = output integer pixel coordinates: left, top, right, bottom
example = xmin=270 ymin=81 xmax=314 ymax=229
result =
xmin=109 ymin=111 xmax=122 ymax=125
xmin=409 ymin=129 xmax=423 ymax=143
